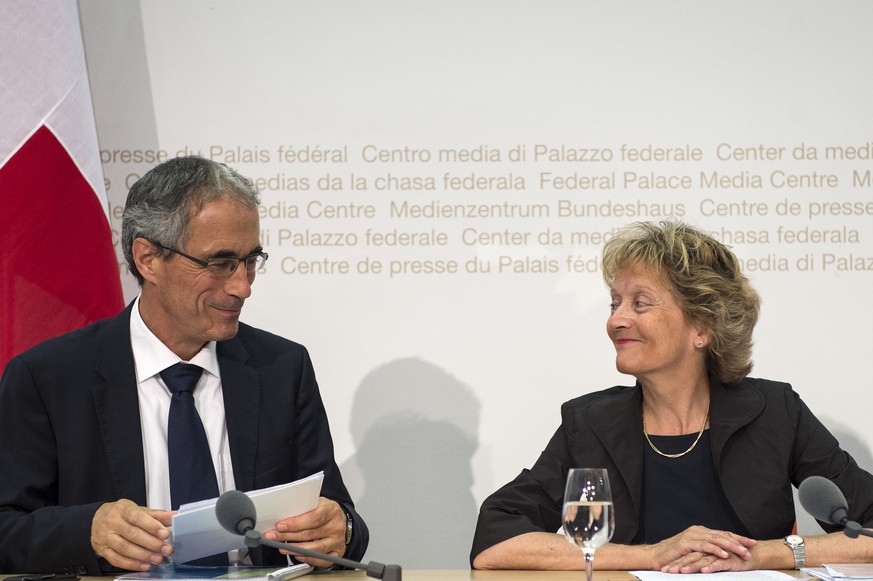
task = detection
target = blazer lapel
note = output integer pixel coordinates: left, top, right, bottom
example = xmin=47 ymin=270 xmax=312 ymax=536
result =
xmin=585 ymin=386 xmax=645 ymax=521
xmin=708 ymin=379 xmax=765 ymax=463
xmin=92 ymin=303 xmax=148 ymax=504
xmin=217 ymin=336 xmax=261 ymax=492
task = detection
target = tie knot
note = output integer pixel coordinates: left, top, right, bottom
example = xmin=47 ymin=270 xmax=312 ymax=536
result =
xmin=161 ymin=363 xmax=203 ymax=395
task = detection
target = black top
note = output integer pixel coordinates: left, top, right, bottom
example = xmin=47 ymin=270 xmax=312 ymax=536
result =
xmin=633 ymin=430 xmax=750 ymax=544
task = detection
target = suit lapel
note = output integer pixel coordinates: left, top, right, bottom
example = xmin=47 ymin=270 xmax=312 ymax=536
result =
xmin=92 ymin=303 xmax=148 ymax=504
xmin=217 ymin=335 xmax=261 ymax=492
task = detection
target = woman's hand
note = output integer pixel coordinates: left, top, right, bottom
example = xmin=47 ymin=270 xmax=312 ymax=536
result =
xmin=661 ymin=548 xmax=761 ymax=574
xmin=646 ymin=525 xmax=757 ymax=571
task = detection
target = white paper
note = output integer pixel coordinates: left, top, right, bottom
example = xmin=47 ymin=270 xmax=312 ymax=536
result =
xmin=170 ymin=472 xmax=324 ymax=563
xmin=828 ymin=564 xmax=873 ymax=579
xmin=802 ymin=565 xmax=873 ymax=581
xmin=631 ymin=571 xmax=797 ymax=581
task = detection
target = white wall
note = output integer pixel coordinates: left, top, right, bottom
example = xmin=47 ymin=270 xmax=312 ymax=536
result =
xmin=79 ymin=0 xmax=873 ymax=567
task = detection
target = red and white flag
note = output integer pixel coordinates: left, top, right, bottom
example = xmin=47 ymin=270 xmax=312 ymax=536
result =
xmin=0 ymin=1 xmax=124 ymax=371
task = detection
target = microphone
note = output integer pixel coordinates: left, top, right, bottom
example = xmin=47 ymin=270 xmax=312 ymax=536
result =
xmin=217 ymin=489 xmax=257 ymax=534
xmin=798 ymin=475 xmax=849 ymax=525
xmin=215 ymin=490 xmax=402 ymax=581
xmin=798 ymin=476 xmax=873 ymax=540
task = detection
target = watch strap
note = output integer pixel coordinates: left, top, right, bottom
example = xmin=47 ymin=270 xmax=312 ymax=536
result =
xmin=344 ymin=510 xmax=353 ymax=546
xmin=784 ymin=535 xmax=806 ymax=569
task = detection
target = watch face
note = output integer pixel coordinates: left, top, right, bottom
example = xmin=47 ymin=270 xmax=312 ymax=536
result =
xmin=344 ymin=512 xmax=353 ymax=544
xmin=786 ymin=535 xmax=803 ymax=546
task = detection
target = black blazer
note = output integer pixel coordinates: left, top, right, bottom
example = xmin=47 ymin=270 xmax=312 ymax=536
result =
xmin=471 ymin=377 xmax=873 ymax=563
xmin=0 ymin=303 xmax=368 ymax=574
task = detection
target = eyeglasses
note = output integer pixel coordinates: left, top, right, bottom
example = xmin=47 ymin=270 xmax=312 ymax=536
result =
xmin=151 ymin=241 xmax=268 ymax=278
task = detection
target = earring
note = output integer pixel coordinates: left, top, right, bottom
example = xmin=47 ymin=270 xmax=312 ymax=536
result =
xmin=696 ymin=341 xmax=704 ymax=348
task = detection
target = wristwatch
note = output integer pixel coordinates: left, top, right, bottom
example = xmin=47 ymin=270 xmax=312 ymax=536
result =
xmin=344 ymin=510 xmax=353 ymax=546
xmin=784 ymin=535 xmax=806 ymax=569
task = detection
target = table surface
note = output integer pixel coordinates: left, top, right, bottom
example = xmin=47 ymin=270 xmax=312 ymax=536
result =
xmin=313 ymin=570 xmax=808 ymax=581
xmin=0 ymin=568 xmax=811 ymax=581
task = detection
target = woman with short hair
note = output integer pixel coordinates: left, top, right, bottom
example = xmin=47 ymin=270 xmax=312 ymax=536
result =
xmin=471 ymin=220 xmax=873 ymax=572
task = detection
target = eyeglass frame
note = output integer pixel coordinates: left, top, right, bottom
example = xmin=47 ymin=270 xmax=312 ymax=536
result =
xmin=148 ymin=240 xmax=269 ymax=277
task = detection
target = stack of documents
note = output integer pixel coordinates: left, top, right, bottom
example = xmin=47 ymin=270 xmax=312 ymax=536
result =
xmin=170 ymin=472 xmax=324 ymax=563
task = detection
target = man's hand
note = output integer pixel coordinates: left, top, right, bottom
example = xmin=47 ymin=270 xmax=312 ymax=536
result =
xmin=91 ymin=499 xmax=174 ymax=572
xmin=646 ymin=525 xmax=757 ymax=572
xmin=264 ymin=497 xmax=347 ymax=568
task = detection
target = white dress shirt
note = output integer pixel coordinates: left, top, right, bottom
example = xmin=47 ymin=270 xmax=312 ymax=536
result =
xmin=129 ymin=296 xmax=237 ymax=511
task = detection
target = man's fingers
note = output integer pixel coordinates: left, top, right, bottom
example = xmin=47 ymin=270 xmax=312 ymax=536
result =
xmin=92 ymin=500 xmax=172 ymax=570
xmin=145 ymin=508 xmax=176 ymax=528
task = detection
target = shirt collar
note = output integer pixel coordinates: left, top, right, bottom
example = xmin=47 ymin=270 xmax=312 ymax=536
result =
xmin=129 ymin=295 xmax=221 ymax=382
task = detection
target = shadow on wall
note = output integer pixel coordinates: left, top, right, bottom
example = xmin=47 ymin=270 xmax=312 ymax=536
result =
xmin=795 ymin=420 xmax=873 ymax=535
xmin=340 ymin=358 xmax=480 ymax=568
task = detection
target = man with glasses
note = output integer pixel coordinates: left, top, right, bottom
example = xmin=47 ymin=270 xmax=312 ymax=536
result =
xmin=0 ymin=156 xmax=367 ymax=574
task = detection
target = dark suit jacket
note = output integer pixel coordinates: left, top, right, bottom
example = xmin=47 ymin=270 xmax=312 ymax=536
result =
xmin=0 ymin=303 xmax=368 ymax=574
xmin=471 ymin=377 xmax=873 ymax=563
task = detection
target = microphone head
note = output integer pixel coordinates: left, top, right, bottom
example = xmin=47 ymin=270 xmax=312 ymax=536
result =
xmin=799 ymin=475 xmax=849 ymax=525
xmin=216 ymin=489 xmax=257 ymax=535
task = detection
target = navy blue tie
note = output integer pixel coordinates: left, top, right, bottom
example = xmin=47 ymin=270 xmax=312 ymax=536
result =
xmin=162 ymin=363 xmax=229 ymax=565
xmin=161 ymin=363 xmax=219 ymax=511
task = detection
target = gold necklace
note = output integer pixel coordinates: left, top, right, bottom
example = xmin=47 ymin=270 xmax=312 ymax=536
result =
xmin=642 ymin=402 xmax=710 ymax=459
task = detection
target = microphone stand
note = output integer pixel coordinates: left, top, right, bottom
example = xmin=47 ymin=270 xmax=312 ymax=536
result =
xmin=243 ymin=529 xmax=402 ymax=581
xmin=843 ymin=520 xmax=873 ymax=540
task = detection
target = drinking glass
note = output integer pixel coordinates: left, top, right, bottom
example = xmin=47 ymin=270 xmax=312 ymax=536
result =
xmin=562 ymin=468 xmax=615 ymax=581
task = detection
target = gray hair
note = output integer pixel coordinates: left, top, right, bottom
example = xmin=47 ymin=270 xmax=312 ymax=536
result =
xmin=121 ymin=156 xmax=260 ymax=285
